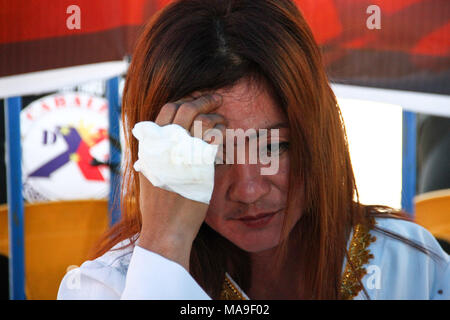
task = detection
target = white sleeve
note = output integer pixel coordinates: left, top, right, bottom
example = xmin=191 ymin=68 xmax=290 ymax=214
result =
xmin=57 ymin=245 xmax=211 ymax=300
xmin=431 ymin=256 xmax=450 ymax=300
xmin=121 ymin=245 xmax=211 ymax=300
xmin=57 ymin=260 xmax=123 ymax=300
xmin=363 ymin=218 xmax=450 ymax=300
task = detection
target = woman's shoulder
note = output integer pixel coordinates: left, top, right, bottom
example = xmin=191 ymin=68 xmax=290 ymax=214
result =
xmin=370 ymin=216 xmax=449 ymax=266
xmin=373 ymin=216 xmax=445 ymax=245
xmin=356 ymin=216 xmax=450 ymax=299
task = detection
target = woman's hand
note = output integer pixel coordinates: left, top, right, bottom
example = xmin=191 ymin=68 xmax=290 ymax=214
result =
xmin=137 ymin=92 xmax=225 ymax=271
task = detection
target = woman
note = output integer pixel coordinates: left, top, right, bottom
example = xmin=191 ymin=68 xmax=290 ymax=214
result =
xmin=58 ymin=0 xmax=449 ymax=300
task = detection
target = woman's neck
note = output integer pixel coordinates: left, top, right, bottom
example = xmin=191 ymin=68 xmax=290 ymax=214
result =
xmin=247 ymin=241 xmax=303 ymax=299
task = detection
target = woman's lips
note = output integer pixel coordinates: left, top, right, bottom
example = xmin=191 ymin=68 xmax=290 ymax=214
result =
xmin=236 ymin=210 xmax=280 ymax=228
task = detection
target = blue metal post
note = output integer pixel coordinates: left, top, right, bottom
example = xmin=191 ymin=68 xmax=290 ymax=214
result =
xmin=106 ymin=78 xmax=122 ymax=226
xmin=4 ymin=97 xmax=26 ymax=300
xmin=401 ymin=111 xmax=417 ymax=216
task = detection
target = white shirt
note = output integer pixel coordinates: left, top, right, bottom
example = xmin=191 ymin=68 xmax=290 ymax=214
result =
xmin=57 ymin=217 xmax=450 ymax=300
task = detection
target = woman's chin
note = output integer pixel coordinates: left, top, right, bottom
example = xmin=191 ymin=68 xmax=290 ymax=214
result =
xmin=228 ymin=233 xmax=281 ymax=253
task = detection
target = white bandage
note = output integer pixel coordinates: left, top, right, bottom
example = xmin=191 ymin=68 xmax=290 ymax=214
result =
xmin=132 ymin=121 xmax=219 ymax=204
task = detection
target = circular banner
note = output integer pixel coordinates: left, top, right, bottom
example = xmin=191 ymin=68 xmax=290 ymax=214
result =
xmin=20 ymin=92 xmax=111 ymax=202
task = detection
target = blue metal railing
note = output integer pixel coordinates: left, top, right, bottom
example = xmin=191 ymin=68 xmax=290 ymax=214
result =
xmin=401 ymin=111 xmax=417 ymax=216
xmin=106 ymin=77 xmax=122 ymax=226
xmin=4 ymin=97 xmax=26 ymax=300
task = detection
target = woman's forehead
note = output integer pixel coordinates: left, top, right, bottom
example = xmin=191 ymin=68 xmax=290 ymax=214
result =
xmin=213 ymin=80 xmax=287 ymax=131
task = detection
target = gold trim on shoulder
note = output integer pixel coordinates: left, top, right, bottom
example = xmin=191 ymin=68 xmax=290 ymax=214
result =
xmin=219 ymin=221 xmax=377 ymax=300
xmin=340 ymin=220 xmax=377 ymax=299
xmin=220 ymin=273 xmax=248 ymax=300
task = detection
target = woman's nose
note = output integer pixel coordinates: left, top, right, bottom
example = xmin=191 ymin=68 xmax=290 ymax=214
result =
xmin=227 ymin=163 xmax=271 ymax=204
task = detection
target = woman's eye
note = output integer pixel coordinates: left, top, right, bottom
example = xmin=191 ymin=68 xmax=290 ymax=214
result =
xmin=262 ymin=142 xmax=289 ymax=156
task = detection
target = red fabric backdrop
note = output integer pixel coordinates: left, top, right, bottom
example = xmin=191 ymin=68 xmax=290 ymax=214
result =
xmin=1 ymin=0 xmax=448 ymax=94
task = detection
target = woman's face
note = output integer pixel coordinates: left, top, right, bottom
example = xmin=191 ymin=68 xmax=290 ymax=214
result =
xmin=205 ymin=78 xmax=302 ymax=253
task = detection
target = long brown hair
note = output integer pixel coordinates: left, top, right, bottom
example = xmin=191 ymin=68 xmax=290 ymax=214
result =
xmin=91 ymin=0 xmax=433 ymax=299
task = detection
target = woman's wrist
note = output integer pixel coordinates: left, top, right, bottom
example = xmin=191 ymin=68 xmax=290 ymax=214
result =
xmin=137 ymin=231 xmax=194 ymax=271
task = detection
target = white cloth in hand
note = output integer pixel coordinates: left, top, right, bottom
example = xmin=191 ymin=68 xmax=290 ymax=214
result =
xmin=132 ymin=121 xmax=218 ymax=204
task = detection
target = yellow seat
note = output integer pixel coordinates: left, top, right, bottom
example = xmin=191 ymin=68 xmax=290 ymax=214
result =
xmin=414 ymin=188 xmax=450 ymax=243
xmin=0 ymin=200 xmax=109 ymax=299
